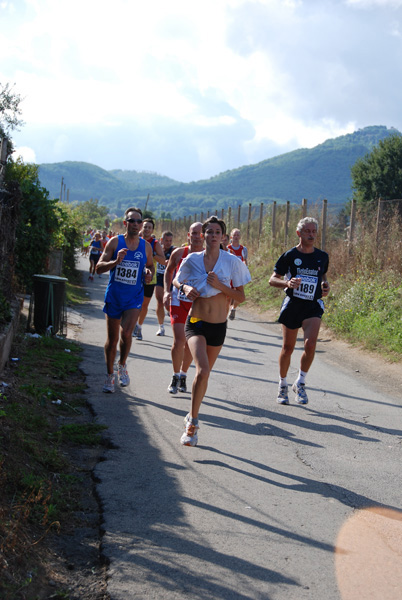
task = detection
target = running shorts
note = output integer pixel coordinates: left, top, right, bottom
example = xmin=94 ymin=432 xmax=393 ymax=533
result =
xmin=170 ymin=301 xmax=191 ymax=325
xmin=156 ymin=274 xmax=164 ymax=287
xmin=185 ymin=316 xmax=227 ymax=347
xmin=278 ymin=296 xmax=324 ymax=330
xmin=103 ymin=298 xmax=143 ymax=320
xmin=90 ymin=253 xmax=100 ymax=265
xmin=143 ymin=284 xmax=156 ymax=299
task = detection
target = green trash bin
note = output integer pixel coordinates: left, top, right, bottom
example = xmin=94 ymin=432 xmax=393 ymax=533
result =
xmin=32 ymin=274 xmax=68 ymax=335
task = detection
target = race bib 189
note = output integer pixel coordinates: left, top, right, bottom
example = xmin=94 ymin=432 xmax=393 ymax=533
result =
xmin=114 ymin=260 xmax=139 ymax=285
xmin=293 ymin=275 xmax=318 ymax=301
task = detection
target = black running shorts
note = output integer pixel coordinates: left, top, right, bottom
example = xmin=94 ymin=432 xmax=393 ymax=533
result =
xmin=185 ymin=317 xmax=227 ymax=347
xmin=143 ymin=284 xmax=156 ymax=299
xmin=278 ymin=296 xmax=324 ymax=330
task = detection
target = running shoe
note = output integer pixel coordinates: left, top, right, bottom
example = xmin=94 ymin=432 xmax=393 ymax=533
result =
xmin=156 ymin=324 xmax=165 ymax=336
xmin=292 ymin=381 xmax=309 ymax=404
xmin=132 ymin=323 xmax=139 ymax=338
xmin=136 ymin=327 xmax=143 ymax=341
xmin=102 ymin=374 xmax=115 ymax=393
xmin=277 ymin=385 xmax=289 ymax=405
xmin=228 ymin=308 xmax=236 ymax=320
xmin=180 ymin=413 xmax=199 ymax=446
xmin=178 ymin=375 xmax=187 ymax=393
xmin=118 ymin=363 xmax=130 ymax=387
xmin=168 ymin=375 xmax=179 ymax=394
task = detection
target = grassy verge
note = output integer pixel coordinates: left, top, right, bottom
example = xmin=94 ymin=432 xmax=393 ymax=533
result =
xmin=0 ymin=324 xmax=107 ymax=599
xmin=323 ymin=271 xmax=402 ymax=360
xmin=66 ymin=271 xmax=89 ymax=307
xmin=246 ymin=258 xmax=402 ymax=363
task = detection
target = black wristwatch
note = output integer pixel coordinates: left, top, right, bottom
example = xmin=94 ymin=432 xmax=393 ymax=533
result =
xmin=179 ymin=283 xmax=185 ymax=294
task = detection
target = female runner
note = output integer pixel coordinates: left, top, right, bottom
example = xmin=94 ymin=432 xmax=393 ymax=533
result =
xmin=174 ymin=215 xmax=251 ymax=446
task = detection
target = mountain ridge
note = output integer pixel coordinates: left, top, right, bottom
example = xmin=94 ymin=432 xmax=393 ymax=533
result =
xmin=37 ymin=125 xmax=399 ymax=217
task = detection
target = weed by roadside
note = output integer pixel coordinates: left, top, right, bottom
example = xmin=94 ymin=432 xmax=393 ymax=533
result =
xmin=0 ymin=322 xmax=109 ymax=600
xmin=324 ymin=271 xmax=402 ymax=360
xmin=66 ymin=278 xmax=90 ymax=307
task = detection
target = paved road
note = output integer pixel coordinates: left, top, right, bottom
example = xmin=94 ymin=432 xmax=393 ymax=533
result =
xmin=75 ymin=257 xmax=402 ymax=600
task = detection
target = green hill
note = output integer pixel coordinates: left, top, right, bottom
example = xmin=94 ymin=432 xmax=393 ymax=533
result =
xmin=38 ymin=125 xmax=399 ymax=217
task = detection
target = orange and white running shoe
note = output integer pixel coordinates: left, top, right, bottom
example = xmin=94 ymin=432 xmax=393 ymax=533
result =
xmin=180 ymin=413 xmax=199 ymax=446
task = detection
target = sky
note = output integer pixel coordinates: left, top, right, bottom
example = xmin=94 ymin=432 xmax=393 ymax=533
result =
xmin=2 ymin=0 xmax=402 ymax=182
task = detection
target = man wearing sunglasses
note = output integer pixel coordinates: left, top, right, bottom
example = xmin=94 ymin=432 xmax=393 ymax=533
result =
xmin=96 ymin=207 xmax=154 ymax=393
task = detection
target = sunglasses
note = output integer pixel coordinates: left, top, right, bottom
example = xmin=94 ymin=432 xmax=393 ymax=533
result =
xmin=126 ymin=218 xmax=143 ymax=224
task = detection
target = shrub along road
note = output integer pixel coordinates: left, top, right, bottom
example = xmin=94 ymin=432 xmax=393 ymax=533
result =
xmin=76 ymin=256 xmax=402 ymax=600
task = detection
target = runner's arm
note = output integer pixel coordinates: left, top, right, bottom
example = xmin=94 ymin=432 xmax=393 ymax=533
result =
xmin=153 ymin=241 xmax=166 ymax=266
xmin=144 ymin=243 xmax=155 ymax=284
xmin=321 ymin=275 xmax=330 ymax=297
xmin=269 ymin=271 xmax=301 ymax=290
xmin=206 ymin=272 xmax=245 ymax=304
xmin=96 ymin=238 xmax=125 ymax=274
xmin=163 ymin=248 xmax=182 ymax=308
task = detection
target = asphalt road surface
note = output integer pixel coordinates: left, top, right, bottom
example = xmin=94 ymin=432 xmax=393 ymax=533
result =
xmin=76 ymin=256 xmax=402 ymax=600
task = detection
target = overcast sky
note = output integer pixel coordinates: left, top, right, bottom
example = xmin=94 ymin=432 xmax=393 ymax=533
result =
xmin=2 ymin=0 xmax=402 ymax=182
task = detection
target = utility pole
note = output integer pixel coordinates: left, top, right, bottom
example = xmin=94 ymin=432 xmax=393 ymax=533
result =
xmin=144 ymin=193 xmax=150 ymax=213
xmin=60 ymin=177 xmax=64 ymax=201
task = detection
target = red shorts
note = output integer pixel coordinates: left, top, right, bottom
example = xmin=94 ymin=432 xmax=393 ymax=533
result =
xmin=170 ymin=301 xmax=191 ymax=325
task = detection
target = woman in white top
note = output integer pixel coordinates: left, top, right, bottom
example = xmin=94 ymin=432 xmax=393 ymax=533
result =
xmin=174 ymin=216 xmax=251 ymax=447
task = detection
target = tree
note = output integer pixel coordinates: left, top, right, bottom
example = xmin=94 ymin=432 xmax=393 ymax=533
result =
xmin=351 ymin=133 xmax=402 ymax=210
xmin=0 ymin=82 xmax=24 ymax=136
xmin=6 ymin=158 xmax=59 ymax=292
xmin=73 ymin=198 xmax=109 ymax=230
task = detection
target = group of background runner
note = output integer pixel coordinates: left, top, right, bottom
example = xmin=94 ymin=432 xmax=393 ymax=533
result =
xmin=93 ymin=209 xmax=329 ymax=447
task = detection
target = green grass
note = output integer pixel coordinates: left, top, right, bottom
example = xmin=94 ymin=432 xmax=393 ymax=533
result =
xmin=0 ymin=328 xmax=107 ymax=598
xmin=60 ymin=423 xmax=108 ymax=445
xmin=246 ymin=259 xmax=402 ymax=362
xmin=66 ymin=280 xmax=88 ymax=306
xmin=323 ymin=272 xmax=402 ymax=360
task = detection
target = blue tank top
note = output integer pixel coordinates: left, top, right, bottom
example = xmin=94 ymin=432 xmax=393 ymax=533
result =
xmin=104 ymin=235 xmax=147 ymax=308
xmin=90 ymin=240 xmax=102 ymax=255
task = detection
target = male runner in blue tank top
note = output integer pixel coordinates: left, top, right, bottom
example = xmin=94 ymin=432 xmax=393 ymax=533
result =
xmin=96 ymin=207 xmax=154 ymax=393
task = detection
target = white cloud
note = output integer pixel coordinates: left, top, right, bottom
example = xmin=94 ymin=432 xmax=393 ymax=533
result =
xmin=13 ymin=145 xmax=36 ymax=163
xmin=3 ymin=0 xmax=402 ymax=180
xmin=346 ymin=0 xmax=402 ymax=7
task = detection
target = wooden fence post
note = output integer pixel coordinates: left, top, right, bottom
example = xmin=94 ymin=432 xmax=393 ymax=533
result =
xmin=246 ymin=203 xmax=252 ymax=244
xmin=228 ymin=206 xmax=232 ymax=231
xmin=321 ymin=199 xmax=327 ymax=250
xmin=237 ymin=205 xmax=241 ymax=228
xmin=258 ymin=202 xmax=263 ymax=242
xmin=221 ymin=208 xmax=224 ymax=220
xmin=285 ymin=201 xmax=290 ymax=246
xmin=302 ymin=198 xmax=308 ymax=218
xmin=272 ymin=201 xmax=277 ymax=239
xmin=349 ymin=198 xmax=356 ymax=244
xmin=376 ymin=197 xmax=384 ymax=246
